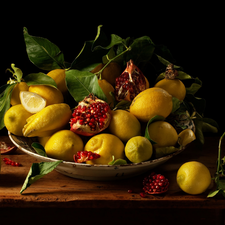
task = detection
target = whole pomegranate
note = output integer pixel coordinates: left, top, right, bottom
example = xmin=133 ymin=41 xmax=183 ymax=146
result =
xmin=70 ymin=94 xmax=111 ymax=136
xmin=114 ymin=60 xmax=149 ymax=101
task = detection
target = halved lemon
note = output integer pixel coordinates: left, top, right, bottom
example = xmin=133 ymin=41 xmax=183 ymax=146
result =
xmin=20 ymin=91 xmax=47 ymax=113
xmin=178 ymin=129 xmax=196 ymax=147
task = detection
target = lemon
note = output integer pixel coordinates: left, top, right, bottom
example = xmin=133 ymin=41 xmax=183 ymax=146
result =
xmin=10 ymin=82 xmax=29 ymax=105
xmin=4 ymin=104 xmax=33 ymax=136
xmin=155 ymin=78 xmax=186 ymax=101
xmin=177 ymin=161 xmax=211 ymax=195
xmin=125 ymin=136 xmax=153 ymax=163
xmin=178 ymin=129 xmax=196 ymax=147
xmin=47 ymin=69 xmax=67 ymax=94
xmin=98 ymin=79 xmax=115 ymax=108
xmin=108 ymin=109 xmax=141 ymax=142
xmin=148 ymin=121 xmax=178 ymax=148
xmin=22 ymin=103 xmax=72 ymax=137
xmin=28 ymin=85 xmax=64 ymax=106
xmin=20 ymin=91 xmax=47 ymax=113
xmin=130 ymin=87 xmax=173 ymax=122
xmin=84 ymin=133 xmax=124 ymax=165
xmin=45 ymin=130 xmax=84 ymax=161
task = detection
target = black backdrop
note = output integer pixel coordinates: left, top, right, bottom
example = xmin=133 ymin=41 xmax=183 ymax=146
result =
xmin=1 ymin=3 xmax=224 ymax=136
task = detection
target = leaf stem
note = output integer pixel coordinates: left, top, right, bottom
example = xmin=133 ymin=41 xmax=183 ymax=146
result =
xmin=95 ymin=46 xmax=131 ymax=76
xmin=217 ymin=132 xmax=225 ymax=175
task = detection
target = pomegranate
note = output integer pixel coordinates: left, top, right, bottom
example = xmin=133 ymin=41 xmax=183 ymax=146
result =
xmin=143 ymin=172 xmax=169 ymax=194
xmin=74 ymin=151 xmax=100 ymax=163
xmin=114 ymin=60 xmax=148 ymax=101
xmin=70 ymin=94 xmax=111 ymax=136
xmin=0 ymin=141 xmax=17 ymax=155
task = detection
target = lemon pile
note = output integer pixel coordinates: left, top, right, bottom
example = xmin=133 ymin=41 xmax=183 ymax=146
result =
xmin=4 ymin=66 xmax=197 ymax=165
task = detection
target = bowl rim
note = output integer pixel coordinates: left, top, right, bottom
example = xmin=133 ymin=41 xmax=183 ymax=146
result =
xmin=8 ymin=131 xmax=184 ymax=168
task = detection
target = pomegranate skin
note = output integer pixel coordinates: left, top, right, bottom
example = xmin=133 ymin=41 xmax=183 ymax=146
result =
xmin=115 ymin=60 xmax=148 ymax=102
xmin=70 ymin=94 xmax=111 ymax=136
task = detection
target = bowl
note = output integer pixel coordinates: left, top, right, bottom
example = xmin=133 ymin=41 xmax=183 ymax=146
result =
xmin=9 ymin=132 xmax=184 ymax=181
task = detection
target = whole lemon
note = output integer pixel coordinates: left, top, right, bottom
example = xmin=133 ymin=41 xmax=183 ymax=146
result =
xmin=47 ymin=69 xmax=67 ymax=94
xmin=29 ymin=85 xmax=64 ymax=106
xmin=4 ymin=104 xmax=33 ymax=136
xmin=155 ymin=78 xmax=186 ymax=101
xmin=148 ymin=121 xmax=178 ymax=148
xmin=84 ymin=133 xmax=124 ymax=165
xmin=129 ymin=87 xmax=173 ymax=122
xmin=125 ymin=136 xmax=153 ymax=163
xmin=45 ymin=130 xmax=84 ymax=161
xmin=98 ymin=79 xmax=115 ymax=108
xmin=108 ymin=109 xmax=141 ymax=142
xmin=10 ymin=82 xmax=29 ymax=105
xmin=177 ymin=161 xmax=211 ymax=195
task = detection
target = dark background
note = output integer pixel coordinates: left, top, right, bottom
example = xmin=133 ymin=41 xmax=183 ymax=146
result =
xmin=1 ymin=3 xmax=224 ymax=136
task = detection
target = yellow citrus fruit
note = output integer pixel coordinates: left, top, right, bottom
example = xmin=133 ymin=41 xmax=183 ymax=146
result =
xmin=148 ymin=121 xmax=178 ymax=148
xmin=23 ymin=103 xmax=72 ymax=137
xmin=20 ymin=91 xmax=47 ymax=113
xmin=28 ymin=85 xmax=64 ymax=106
xmin=125 ymin=136 xmax=153 ymax=163
xmin=108 ymin=109 xmax=141 ymax=142
xmin=10 ymin=82 xmax=29 ymax=105
xmin=129 ymin=87 xmax=173 ymax=122
xmin=176 ymin=161 xmax=211 ymax=195
xmin=4 ymin=104 xmax=33 ymax=136
xmin=38 ymin=135 xmax=51 ymax=147
xmin=45 ymin=130 xmax=84 ymax=161
xmin=155 ymin=78 xmax=186 ymax=101
xmin=178 ymin=129 xmax=196 ymax=147
xmin=98 ymin=79 xmax=115 ymax=108
xmin=84 ymin=133 xmax=124 ymax=165
xmin=47 ymin=69 xmax=67 ymax=94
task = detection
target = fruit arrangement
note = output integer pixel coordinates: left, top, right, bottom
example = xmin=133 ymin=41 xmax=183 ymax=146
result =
xmin=0 ymin=26 xmax=219 ymax=193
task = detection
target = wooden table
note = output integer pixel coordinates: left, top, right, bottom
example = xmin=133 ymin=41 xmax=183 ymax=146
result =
xmin=0 ymin=136 xmax=224 ymax=225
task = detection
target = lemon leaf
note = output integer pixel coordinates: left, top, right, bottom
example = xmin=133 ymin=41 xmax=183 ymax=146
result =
xmin=31 ymin=142 xmax=47 ymax=157
xmin=20 ymin=160 xmax=62 ymax=194
xmin=144 ymin=115 xmax=165 ymax=144
xmin=108 ymin=155 xmax=127 ymax=165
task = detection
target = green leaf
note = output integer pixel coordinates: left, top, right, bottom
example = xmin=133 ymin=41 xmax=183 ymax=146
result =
xmin=186 ymin=77 xmax=202 ymax=95
xmin=124 ymin=36 xmax=155 ymax=65
xmin=177 ymin=71 xmax=193 ymax=80
xmin=145 ymin=115 xmax=165 ymax=144
xmin=0 ymin=84 xmax=16 ymax=130
xmin=172 ymin=97 xmax=181 ymax=113
xmin=31 ymin=142 xmax=47 ymax=157
xmin=113 ymin=100 xmax=131 ymax=111
xmin=207 ymin=189 xmax=221 ymax=198
xmin=20 ymin=160 xmax=62 ymax=194
xmin=108 ymin=155 xmax=127 ymax=165
xmin=10 ymin=64 xmax=23 ymax=82
xmin=65 ymin=69 xmax=107 ymax=102
xmin=24 ymin=72 xmax=57 ymax=88
xmin=23 ymin=27 xmax=65 ymax=71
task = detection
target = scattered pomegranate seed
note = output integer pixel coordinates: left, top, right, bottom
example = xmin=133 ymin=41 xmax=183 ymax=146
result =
xmin=139 ymin=192 xmax=146 ymax=198
xmin=143 ymin=172 xmax=169 ymax=194
xmin=74 ymin=151 xmax=100 ymax=163
xmin=128 ymin=189 xmax=133 ymax=193
xmin=2 ymin=157 xmax=21 ymax=167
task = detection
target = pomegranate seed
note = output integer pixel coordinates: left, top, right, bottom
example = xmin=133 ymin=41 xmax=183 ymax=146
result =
xmin=3 ymin=157 xmax=21 ymax=166
xmin=128 ymin=189 xmax=133 ymax=193
xmin=74 ymin=151 xmax=100 ymax=163
xmin=140 ymin=192 xmax=146 ymax=198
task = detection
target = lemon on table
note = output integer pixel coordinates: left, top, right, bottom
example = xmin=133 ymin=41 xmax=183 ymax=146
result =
xmin=4 ymin=104 xmax=33 ymax=136
xmin=176 ymin=161 xmax=211 ymax=195
xmin=108 ymin=109 xmax=141 ymax=142
xmin=20 ymin=91 xmax=47 ymax=113
xmin=45 ymin=130 xmax=84 ymax=161
xmin=84 ymin=133 xmax=124 ymax=165
xmin=148 ymin=121 xmax=178 ymax=148
xmin=125 ymin=136 xmax=153 ymax=163
xmin=28 ymin=85 xmax=64 ymax=106
xmin=130 ymin=87 xmax=173 ymax=122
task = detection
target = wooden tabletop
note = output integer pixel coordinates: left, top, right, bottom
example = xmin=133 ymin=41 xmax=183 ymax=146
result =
xmin=0 ymin=135 xmax=224 ymax=210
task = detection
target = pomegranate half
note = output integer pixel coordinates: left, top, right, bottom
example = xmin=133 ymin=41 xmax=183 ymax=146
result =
xmin=70 ymin=94 xmax=111 ymax=136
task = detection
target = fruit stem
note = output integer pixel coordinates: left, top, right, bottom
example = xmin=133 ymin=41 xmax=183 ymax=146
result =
xmin=217 ymin=132 xmax=225 ymax=176
xmin=6 ymin=63 xmax=23 ymax=83
xmin=94 ymin=46 xmax=131 ymax=76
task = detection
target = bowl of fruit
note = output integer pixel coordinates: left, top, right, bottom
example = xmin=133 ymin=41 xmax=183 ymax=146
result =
xmin=2 ymin=26 xmax=218 ymax=182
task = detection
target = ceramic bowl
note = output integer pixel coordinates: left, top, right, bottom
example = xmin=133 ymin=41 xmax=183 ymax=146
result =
xmin=9 ymin=132 xmax=184 ymax=181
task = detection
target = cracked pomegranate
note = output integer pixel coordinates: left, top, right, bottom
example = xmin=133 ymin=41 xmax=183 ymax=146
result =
xmin=70 ymin=94 xmax=111 ymax=136
xmin=0 ymin=141 xmax=17 ymax=154
xmin=74 ymin=151 xmax=100 ymax=163
xmin=143 ymin=172 xmax=169 ymax=194
xmin=114 ymin=60 xmax=149 ymax=101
